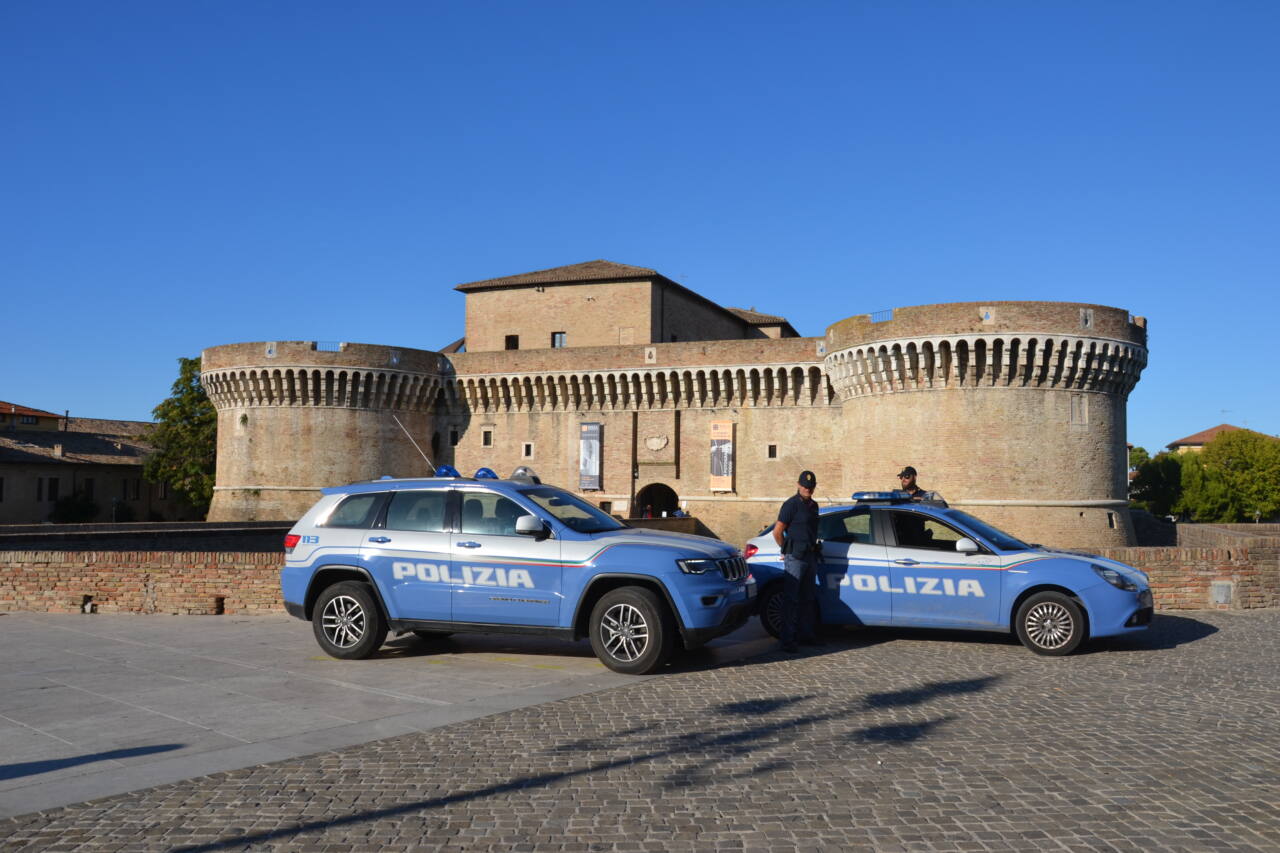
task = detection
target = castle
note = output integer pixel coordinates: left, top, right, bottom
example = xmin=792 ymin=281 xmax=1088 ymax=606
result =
xmin=201 ymin=260 xmax=1148 ymax=548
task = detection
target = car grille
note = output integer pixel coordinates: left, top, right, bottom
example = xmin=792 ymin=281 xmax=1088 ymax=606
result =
xmin=718 ymin=556 xmax=748 ymax=581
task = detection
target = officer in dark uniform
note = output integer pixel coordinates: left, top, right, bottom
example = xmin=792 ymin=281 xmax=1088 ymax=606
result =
xmin=772 ymin=470 xmax=823 ymax=653
xmin=897 ymin=466 xmax=926 ymax=499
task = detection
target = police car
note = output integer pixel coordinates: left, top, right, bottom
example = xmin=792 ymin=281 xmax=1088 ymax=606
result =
xmin=745 ymin=491 xmax=1153 ymax=655
xmin=282 ymin=467 xmax=755 ymax=674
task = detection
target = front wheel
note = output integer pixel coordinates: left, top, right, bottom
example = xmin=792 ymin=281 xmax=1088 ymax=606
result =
xmin=1015 ymin=591 xmax=1086 ymax=656
xmin=312 ymin=581 xmax=387 ymax=660
xmin=758 ymin=583 xmax=785 ymax=639
xmin=589 ymin=587 xmax=676 ymax=675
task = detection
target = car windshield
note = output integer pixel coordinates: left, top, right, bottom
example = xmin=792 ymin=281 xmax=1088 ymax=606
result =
xmin=521 ymin=486 xmax=627 ymax=534
xmin=942 ymin=509 xmax=1032 ymax=551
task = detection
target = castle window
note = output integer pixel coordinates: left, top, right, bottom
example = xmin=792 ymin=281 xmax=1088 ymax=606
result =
xmin=482 ymin=429 xmax=493 ymax=447
xmin=551 ymin=332 xmax=566 ymax=349
xmin=450 ymin=429 xmax=459 ymax=447
xmin=522 ymin=442 xmax=534 ymax=458
xmin=505 ymin=335 xmax=519 ymax=351
xmin=1107 ymin=512 xmax=1116 ymax=529
xmin=1070 ymin=394 xmax=1088 ymax=425
xmin=767 ymin=444 xmax=777 ymax=459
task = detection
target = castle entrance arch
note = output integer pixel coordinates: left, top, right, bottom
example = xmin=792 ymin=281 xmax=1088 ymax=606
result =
xmin=634 ymin=483 xmax=679 ymax=518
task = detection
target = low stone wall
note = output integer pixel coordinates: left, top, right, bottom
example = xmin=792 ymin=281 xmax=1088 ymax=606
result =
xmin=1099 ymin=546 xmax=1279 ymax=610
xmin=0 ymin=551 xmax=282 ymax=615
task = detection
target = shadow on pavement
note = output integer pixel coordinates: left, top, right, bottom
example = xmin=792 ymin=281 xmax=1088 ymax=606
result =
xmin=1097 ymin=613 xmax=1219 ymax=653
xmin=171 ymin=674 xmax=999 ymax=853
xmin=0 ymin=744 xmax=183 ymax=781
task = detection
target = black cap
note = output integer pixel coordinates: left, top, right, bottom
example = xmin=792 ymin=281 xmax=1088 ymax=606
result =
xmin=798 ymin=470 xmax=816 ymax=489
xmin=897 ymin=466 xmax=917 ymax=478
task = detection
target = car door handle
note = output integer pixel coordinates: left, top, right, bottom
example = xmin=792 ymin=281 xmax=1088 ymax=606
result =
xmin=894 ymin=559 xmax=919 ymax=566
xmin=457 ymin=541 xmax=482 ymax=549
xmin=368 ymin=536 xmax=391 ymax=544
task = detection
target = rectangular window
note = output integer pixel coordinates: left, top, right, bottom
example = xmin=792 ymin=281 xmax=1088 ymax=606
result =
xmin=767 ymin=444 xmax=777 ymax=459
xmin=20 ymin=415 xmax=37 ymax=425
xmin=48 ymin=477 xmax=60 ymax=502
xmin=158 ymin=481 xmax=168 ymax=499
xmin=505 ymin=335 xmax=519 ymax=350
xmin=450 ymin=429 xmax=459 ymax=447
xmin=551 ymin=332 xmax=566 ymax=348
xmin=1107 ymin=512 xmax=1116 ymax=529
xmin=599 ymin=501 xmax=612 ymax=516
xmin=482 ymin=429 xmax=493 ymax=447
xmin=522 ymin=442 xmax=534 ymax=458
xmin=83 ymin=478 xmax=95 ymax=500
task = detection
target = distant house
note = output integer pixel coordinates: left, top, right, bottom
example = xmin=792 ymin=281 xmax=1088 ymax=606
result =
xmin=1166 ymin=424 xmax=1245 ymax=454
xmin=0 ymin=401 xmax=196 ymax=524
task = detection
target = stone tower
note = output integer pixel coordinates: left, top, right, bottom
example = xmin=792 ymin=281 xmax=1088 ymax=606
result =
xmin=201 ymin=341 xmax=449 ymax=521
xmin=824 ymin=302 xmax=1147 ymax=547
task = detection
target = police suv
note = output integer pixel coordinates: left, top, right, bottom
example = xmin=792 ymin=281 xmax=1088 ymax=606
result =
xmin=745 ymin=491 xmax=1153 ymax=656
xmin=282 ymin=467 xmax=755 ymax=674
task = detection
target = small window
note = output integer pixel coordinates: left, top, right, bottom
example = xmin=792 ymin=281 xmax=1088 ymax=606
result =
xmin=522 ymin=442 xmax=534 ymax=458
xmin=767 ymin=444 xmax=777 ymax=459
xmin=482 ymin=429 xmax=493 ymax=447
xmin=505 ymin=335 xmax=519 ymax=350
xmin=323 ymin=493 xmax=383 ymax=528
xmin=1107 ymin=512 xmax=1116 ymax=529
xmin=20 ymin=415 xmax=37 ymax=425
xmin=599 ymin=501 xmax=612 ymax=515
xmin=551 ymin=332 xmax=566 ymax=348
xmin=157 ymin=481 xmax=168 ymax=499
xmin=450 ymin=429 xmax=459 ymax=447
xmin=385 ymin=490 xmax=449 ymax=533
xmin=460 ymin=493 xmax=529 ymax=536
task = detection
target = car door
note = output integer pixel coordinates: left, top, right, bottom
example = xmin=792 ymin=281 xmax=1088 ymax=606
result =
xmin=450 ymin=490 xmax=563 ymax=627
xmin=816 ymin=507 xmax=892 ymax=625
xmin=883 ymin=508 xmax=1002 ymax=627
xmin=361 ymin=488 xmax=454 ymax=621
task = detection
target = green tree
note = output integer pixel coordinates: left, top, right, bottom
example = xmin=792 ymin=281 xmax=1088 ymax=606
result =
xmin=1129 ymin=451 xmax=1184 ymax=518
xmin=1179 ymin=430 xmax=1280 ymax=522
xmin=144 ymin=356 xmax=216 ymax=515
xmin=1128 ymin=446 xmax=1150 ymax=470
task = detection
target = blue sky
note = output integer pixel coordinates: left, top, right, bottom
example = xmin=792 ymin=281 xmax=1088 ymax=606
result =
xmin=3 ymin=1 xmax=1277 ymax=455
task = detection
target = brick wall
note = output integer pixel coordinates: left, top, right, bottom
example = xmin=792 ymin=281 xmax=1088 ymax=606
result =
xmin=1098 ymin=546 xmax=1280 ymax=610
xmin=0 ymin=551 xmax=282 ymax=614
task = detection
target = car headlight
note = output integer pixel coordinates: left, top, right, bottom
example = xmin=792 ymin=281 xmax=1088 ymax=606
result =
xmin=677 ymin=558 xmax=719 ymax=574
xmin=1091 ymin=564 xmax=1138 ymax=591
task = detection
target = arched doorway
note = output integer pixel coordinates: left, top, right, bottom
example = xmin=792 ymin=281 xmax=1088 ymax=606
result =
xmin=634 ymin=483 xmax=679 ymax=518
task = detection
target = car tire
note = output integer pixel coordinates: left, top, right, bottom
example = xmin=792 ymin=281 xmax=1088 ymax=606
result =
xmin=759 ymin=582 xmax=785 ymax=639
xmin=1015 ymin=591 xmax=1086 ymax=656
xmin=589 ymin=586 xmax=675 ymax=675
xmin=312 ymin=581 xmax=387 ymax=660
xmin=411 ymin=629 xmax=453 ymax=641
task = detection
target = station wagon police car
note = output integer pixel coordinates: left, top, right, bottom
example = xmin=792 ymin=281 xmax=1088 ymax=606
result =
xmin=745 ymin=491 xmax=1153 ymax=655
xmin=282 ymin=467 xmax=755 ymax=674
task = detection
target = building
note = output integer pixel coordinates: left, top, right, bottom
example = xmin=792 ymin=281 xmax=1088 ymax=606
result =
xmin=201 ymin=260 xmax=1149 ymax=548
xmin=1167 ymin=424 xmax=1244 ymax=454
xmin=0 ymin=402 xmax=195 ymax=524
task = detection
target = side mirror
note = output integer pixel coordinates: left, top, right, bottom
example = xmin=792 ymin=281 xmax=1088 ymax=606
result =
xmin=515 ymin=514 xmax=545 ymax=536
xmin=955 ymin=537 xmax=979 ymax=554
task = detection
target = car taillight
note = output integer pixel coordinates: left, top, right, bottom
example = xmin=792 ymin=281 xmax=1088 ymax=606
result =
xmin=284 ymin=534 xmax=300 ymax=553
xmin=743 ymin=543 xmax=758 ymax=559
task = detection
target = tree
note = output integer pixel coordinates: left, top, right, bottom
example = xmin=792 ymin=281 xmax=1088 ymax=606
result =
xmin=1179 ymin=429 xmax=1280 ymax=522
xmin=144 ymin=356 xmax=216 ymax=515
xmin=1128 ymin=446 xmax=1150 ymax=470
xmin=1129 ymin=451 xmax=1184 ymax=518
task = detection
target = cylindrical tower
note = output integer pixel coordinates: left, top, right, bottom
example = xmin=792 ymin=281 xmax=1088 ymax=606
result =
xmin=824 ymin=302 xmax=1147 ymax=547
xmin=201 ymin=341 xmax=449 ymax=521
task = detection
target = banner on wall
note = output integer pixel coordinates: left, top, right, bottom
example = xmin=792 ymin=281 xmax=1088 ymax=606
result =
xmin=579 ymin=422 xmax=602 ymax=490
xmin=709 ymin=421 xmax=735 ymax=491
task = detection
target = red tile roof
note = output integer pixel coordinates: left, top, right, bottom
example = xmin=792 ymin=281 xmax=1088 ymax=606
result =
xmin=726 ymin=307 xmax=787 ymax=324
xmin=455 ymin=260 xmax=659 ymax=292
xmin=1167 ymin=424 xmax=1244 ymax=448
xmin=0 ymin=401 xmax=60 ymax=418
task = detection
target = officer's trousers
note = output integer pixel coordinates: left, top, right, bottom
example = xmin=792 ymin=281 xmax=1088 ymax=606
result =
xmin=780 ymin=553 xmax=819 ymax=646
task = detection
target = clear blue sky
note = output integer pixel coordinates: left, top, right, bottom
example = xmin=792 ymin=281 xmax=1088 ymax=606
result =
xmin=3 ymin=1 xmax=1277 ymax=455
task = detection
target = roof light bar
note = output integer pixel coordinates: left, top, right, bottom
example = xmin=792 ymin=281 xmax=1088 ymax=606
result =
xmin=434 ymin=464 xmax=461 ymax=477
xmin=474 ymin=467 xmax=499 ymax=479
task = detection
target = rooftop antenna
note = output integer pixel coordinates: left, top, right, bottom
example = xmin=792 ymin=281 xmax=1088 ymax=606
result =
xmin=391 ymin=414 xmax=434 ymax=474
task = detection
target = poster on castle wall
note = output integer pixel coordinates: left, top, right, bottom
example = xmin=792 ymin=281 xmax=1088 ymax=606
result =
xmin=709 ymin=421 xmax=735 ymax=491
xmin=579 ymin=422 xmax=602 ymax=490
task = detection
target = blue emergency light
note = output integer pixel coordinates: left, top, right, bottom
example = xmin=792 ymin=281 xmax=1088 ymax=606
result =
xmin=434 ymin=464 xmax=461 ymax=477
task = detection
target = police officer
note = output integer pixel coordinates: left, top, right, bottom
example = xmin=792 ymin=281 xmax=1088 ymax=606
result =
xmin=772 ymin=470 xmax=822 ymax=653
xmin=897 ymin=466 xmax=926 ymax=499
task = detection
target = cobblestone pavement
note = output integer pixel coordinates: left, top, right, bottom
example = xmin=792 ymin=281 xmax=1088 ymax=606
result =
xmin=3 ymin=610 xmax=1278 ymax=852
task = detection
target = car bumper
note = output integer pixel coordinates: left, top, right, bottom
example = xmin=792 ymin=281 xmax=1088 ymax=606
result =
xmin=679 ymin=578 xmax=757 ymax=648
xmin=284 ymin=599 xmax=306 ymax=620
xmin=1086 ymin=585 xmax=1154 ymax=638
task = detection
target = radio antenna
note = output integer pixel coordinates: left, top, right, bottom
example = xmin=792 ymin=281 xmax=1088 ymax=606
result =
xmin=391 ymin=415 xmax=435 ymax=474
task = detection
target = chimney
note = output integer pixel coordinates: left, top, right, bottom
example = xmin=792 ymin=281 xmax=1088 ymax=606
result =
xmin=53 ymin=443 xmax=64 ymax=457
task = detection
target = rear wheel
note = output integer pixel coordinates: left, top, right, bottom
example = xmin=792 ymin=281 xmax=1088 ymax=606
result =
xmin=312 ymin=581 xmax=387 ymax=660
xmin=759 ymin=583 xmax=785 ymax=639
xmin=1015 ymin=591 xmax=1085 ymax=656
xmin=589 ymin=587 xmax=675 ymax=675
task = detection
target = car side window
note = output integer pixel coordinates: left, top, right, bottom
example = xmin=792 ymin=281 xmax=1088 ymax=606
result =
xmin=322 ymin=493 xmax=383 ymax=529
xmin=460 ymin=493 xmax=528 ymax=536
xmin=889 ymin=511 xmax=966 ymax=551
xmin=818 ymin=508 xmax=873 ymax=544
xmin=384 ymin=490 xmax=449 ymax=533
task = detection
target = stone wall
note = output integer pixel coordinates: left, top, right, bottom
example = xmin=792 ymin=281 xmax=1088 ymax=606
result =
xmin=0 ymin=550 xmax=282 ymax=614
xmin=1099 ymin=546 xmax=1280 ymax=610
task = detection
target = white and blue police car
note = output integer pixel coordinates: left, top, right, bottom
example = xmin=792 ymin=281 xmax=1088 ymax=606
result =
xmin=744 ymin=491 xmax=1153 ymax=655
xmin=282 ymin=466 xmax=755 ymax=674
